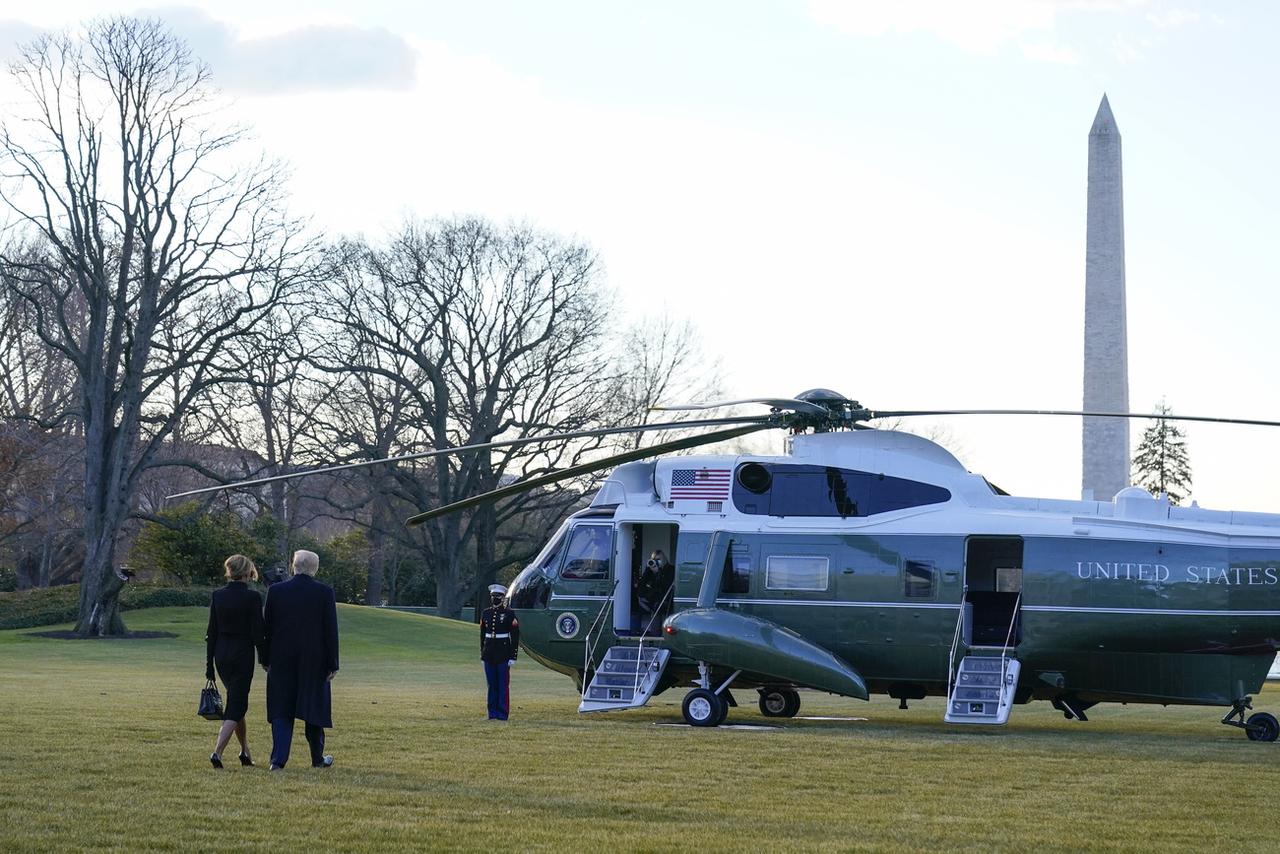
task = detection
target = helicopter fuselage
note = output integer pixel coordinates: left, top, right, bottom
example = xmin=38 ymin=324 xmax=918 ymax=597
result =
xmin=506 ymin=430 xmax=1280 ymax=712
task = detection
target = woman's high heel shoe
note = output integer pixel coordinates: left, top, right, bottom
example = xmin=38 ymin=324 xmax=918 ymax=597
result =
xmin=210 ymin=752 xmax=224 ymax=769
xmin=238 ymin=752 xmax=254 ymax=767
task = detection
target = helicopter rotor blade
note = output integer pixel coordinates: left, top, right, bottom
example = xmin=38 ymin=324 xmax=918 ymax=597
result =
xmin=651 ymin=397 xmax=832 ymax=416
xmin=866 ymin=408 xmax=1280 ymax=429
xmin=404 ymin=421 xmax=772 ymax=527
xmin=166 ymin=415 xmax=772 ymax=500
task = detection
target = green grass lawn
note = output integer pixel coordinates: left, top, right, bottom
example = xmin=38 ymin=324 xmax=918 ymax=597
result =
xmin=1 ymin=605 xmax=1277 ymax=852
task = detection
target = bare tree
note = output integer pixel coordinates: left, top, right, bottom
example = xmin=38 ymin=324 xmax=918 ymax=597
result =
xmin=613 ymin=311 xmax=725 ymax=451
xmin=0 ymin=19 xmax=307 ymax=634
xmin=0 ymin=243 xmax=81 ymax=426
xmin=314 ymin=221 xmax=615 ymax=617
xmin=190 ymin=307 xmax=337 ymax=553
xmin=0 ymin=243 xmax=84 ymax=587
xmin=306 ymin=253 xmax=429 ymax=605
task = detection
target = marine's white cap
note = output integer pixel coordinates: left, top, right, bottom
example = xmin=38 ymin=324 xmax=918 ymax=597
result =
xmin=488 ymin=584 xmax=507 ymax=595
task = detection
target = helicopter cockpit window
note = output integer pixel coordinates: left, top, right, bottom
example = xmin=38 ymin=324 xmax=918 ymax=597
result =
xmin=903 ymin=560 xmax=936 ymax=599
xmin=765 ymin=555 xmax=829 ymax=591
xmin=535 ymin=528 xmax=568 ymax=573
xmin=560 ymin=525 xmax=612 ymax=580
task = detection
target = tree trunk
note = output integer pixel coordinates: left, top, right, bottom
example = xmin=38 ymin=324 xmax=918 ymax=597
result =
xmin=474 ymin=504 xmax=497 ymax=602
xmin=435 ymin=575 xmax=465 ymax=620
xmin=384 ymin=548 xmax=399 ymax=605
xmin=38 ymin=532 xmax=54 ymax=587
xmin=362 ymin=465 xmax=395 ymax=605
xmin=365 ymin=515 xmax=387 ymax=606
xmin=75 ymin=534 xmax=126 ymax=636
xmin=471 ymin=448 xmax=497 ymax=613
xmin=270 ymin=478 xmax=290 ymax=565
xmin=16 ymin=551 xmax=37 ymax=590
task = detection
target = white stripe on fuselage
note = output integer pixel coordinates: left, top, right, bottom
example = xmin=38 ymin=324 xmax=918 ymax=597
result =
xmin=550 ymin=592 xmax=1280 ymax=617
xmin=667 ymin=597 xmax=1280 ymax=617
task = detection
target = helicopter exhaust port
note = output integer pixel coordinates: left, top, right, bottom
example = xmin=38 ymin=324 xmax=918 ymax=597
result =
xmin=736 ymin=462 xmax=771 ymax=494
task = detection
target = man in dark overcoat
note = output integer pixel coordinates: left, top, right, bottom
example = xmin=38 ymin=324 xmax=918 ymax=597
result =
xmin=261 ymin=549 xmax=340 ymax=770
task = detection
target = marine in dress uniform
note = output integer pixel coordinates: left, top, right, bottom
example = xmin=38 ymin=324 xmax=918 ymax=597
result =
xmin=480 ymin=584 xmax=520 ymax=720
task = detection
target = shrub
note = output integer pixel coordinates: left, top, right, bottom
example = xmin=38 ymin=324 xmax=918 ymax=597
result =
xmin=122 ymin=584 xmax=214 ymax=611
xmin=0 ymin=567 xmax=17 ymax=593
xmin=0 ymin=584 xmax=79 ymax=629
xmin=0 ymin=583 xmax=214 ymax=630
xmin=304 ymin=530 xmax=368 ymax=605
xmin=132 ymin=502 xmax=258 ymax=585
xmin=245 ymin=514 xmax=289 ymax=572
xmin=132 ymin=506 xmax=373 ymax=603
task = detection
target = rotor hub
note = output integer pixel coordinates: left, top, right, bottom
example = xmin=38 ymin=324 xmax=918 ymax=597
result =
xmin=784 ymin=389 xmax=869 ymax=432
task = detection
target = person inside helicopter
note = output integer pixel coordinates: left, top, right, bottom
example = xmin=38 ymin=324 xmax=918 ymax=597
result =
xmin=634 ymin=549 xmax=674 ymax=634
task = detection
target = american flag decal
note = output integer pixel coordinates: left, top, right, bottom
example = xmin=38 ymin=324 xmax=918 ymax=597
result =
xmin=671 ymin=468 xmax=731 ymax=500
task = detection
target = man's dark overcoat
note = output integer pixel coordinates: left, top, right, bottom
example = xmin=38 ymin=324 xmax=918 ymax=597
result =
xmin=261 ymin=574 xmax=340 ymax=727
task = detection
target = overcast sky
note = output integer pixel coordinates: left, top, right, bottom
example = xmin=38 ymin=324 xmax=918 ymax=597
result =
xmin=4 ymin=1 xmax=1279 ymax=511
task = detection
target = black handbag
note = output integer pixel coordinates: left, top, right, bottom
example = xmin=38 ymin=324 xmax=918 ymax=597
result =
xmin=198 ymin=680 xmax=224 ymax=720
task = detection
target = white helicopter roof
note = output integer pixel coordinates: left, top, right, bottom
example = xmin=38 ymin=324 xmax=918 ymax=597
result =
xmin=589 ymin=429 xmax=1280 ymax=541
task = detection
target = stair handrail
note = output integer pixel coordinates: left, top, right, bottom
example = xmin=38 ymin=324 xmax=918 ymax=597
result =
xmin=632 ymin=580 xmax=676 ymax=698
xmin=580 ymin=578 xmax=620 ymax=704
xmin=997 ymin=592 xmax=1022 ymax=705
xmin=946 ymin=593 xmax=966 ymax=696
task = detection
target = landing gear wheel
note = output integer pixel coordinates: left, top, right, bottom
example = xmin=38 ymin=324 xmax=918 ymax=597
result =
xmin=759 ymin=688 xmax=790 ymax=718
xmin=1246 ymin=712 xmax=1279 ymax=742
xmin=682 ymin=688 xmax=723 ymax=727
xmin=782 ymin=689 xmax=801 ymax=718
xmin=714 ymin=693 xmax=731 ymax=726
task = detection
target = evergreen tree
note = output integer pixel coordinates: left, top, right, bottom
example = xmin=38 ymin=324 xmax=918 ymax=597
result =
xmin=1131 ymin=402 xmax=1193 ymax=505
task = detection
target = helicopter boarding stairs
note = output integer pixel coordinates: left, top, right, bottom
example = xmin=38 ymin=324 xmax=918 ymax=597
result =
xmin=944 ymin=594 xmax=1021 ymax=725
xmin=578 ymin=583 xmax=672 ymax=714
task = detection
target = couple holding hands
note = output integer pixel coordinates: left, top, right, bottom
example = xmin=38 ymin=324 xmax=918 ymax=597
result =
xmin=204 ymin=550 xmax=339 ymax=771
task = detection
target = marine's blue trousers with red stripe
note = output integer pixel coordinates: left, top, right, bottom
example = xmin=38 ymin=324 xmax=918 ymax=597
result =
xmin=484 ymin=660 xmax=510 ymax=720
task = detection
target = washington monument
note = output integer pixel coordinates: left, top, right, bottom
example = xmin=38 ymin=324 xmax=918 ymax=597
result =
xmin=1082 ymin=94 xmax=1130 ymax=500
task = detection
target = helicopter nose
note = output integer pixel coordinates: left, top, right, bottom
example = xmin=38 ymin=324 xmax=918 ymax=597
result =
xmin=507 ymin=563 xmax=551 ymax=610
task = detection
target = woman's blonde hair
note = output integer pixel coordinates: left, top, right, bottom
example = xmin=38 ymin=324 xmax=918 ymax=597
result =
xmin=224 ymin=554 xmax=258 ymax=582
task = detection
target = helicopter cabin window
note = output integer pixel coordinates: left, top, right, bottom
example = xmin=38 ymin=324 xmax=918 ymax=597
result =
xmin=903 ymin=560 xmax=936 ymax=598
xmin=765 ymin=555 xmax=829 ymax=591
xmin=721 ymin=553 xmax=751 ymax=595
xmin=560 ymin=525 xmax=612 ymax=580
xmin=732 ymin=463 xmax=950 ymax=518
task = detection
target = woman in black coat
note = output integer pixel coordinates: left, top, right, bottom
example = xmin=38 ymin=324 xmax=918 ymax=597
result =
xmin=205 ymin=554 xmax=265 ymax=768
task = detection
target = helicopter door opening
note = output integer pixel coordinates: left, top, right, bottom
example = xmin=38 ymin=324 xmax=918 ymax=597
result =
xmin=614 ymin=524 xmax=678 ymax=637
xmin=963 ymin=536 xmax=1023 ymax=647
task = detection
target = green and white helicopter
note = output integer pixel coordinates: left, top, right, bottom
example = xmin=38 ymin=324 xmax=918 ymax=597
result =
xmin=180 ymin=390 xmax=1280 ymax=740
